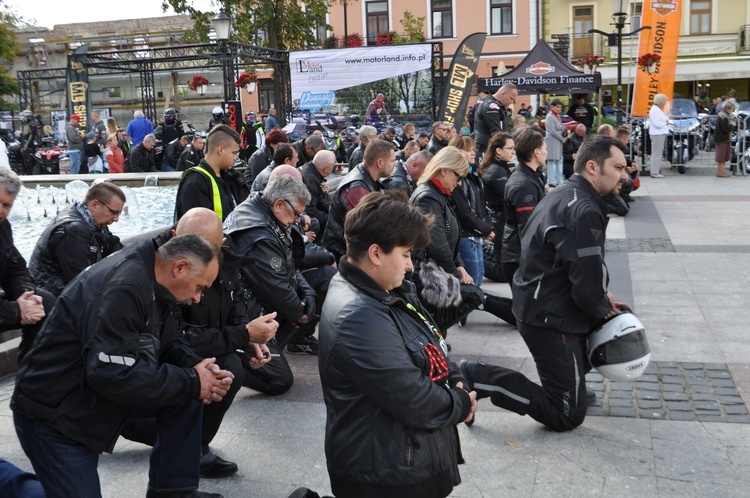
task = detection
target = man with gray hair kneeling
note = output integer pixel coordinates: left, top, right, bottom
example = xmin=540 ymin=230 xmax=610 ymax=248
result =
xmin=224 ymin=174 xmax=317 ymax=355
xmin=13 ymin=233 xmax=231 ymax=498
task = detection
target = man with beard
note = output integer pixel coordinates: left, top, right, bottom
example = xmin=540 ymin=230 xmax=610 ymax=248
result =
xmin=459 ymin=135 xmax=631 ymax=432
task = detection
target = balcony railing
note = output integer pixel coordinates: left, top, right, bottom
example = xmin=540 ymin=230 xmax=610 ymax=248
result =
xmin=551 ymin=32 xmax=605 ymax=61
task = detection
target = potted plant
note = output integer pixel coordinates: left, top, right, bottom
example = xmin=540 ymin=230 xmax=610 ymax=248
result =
xmin=376 ymin=31 xmax=397 ymax=46
xmin=187 ymin=75 xmax=209 ymax=95
xmin=637 ymin=53 xmax=661 ymax=73
xmin=235 ymin=70 xmax=259 ymax=93
xmin=346 ymin=33 xmax=364 ymax=47
xmin=574 ymin=54 xmax=604 ymax=74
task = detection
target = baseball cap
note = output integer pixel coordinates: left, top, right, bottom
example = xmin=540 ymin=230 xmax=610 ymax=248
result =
xmin=70 ymin=114 xmax=80 ymax=121
xmin=86 ymin=132 xmax=95 ymax=139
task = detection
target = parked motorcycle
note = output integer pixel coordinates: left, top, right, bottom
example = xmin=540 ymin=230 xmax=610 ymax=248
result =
xmin=316 ymin=120 xmax=346 ymax=162
xmin=666 ymin=99 xmax=701 ymax=174
xmin=6 ymin=140 xmax=26 ymax=175
xmin=732 ymin=102 xmax=750 ymax=174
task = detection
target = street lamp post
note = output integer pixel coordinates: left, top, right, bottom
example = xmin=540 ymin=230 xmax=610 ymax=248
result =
xmin=589 ymin=0 xmax=650 ymax=125
xmin=211 ymin=8 xmax=237 ymax=105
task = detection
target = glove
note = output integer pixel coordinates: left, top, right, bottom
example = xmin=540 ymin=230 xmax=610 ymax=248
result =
xmin=303 ymin=294 xmax=317 ymax=319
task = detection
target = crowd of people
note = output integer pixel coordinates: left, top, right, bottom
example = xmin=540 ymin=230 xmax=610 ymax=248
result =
xmin=1 ymin=87 xmax=648 ymax=498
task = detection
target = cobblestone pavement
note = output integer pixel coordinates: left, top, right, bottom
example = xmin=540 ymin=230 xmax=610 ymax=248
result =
xmin=586 ymin=361 xmax=750 ymax=423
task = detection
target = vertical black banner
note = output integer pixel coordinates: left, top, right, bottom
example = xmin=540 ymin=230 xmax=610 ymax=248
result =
xmin=66 ymin=45 xmax=92 ymax=130
xmin=438 ymin=32 xmax=487 ymax=129
xmin=223 ymin=100 xmax=242 ymax=133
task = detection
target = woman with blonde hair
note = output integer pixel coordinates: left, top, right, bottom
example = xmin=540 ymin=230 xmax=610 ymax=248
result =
xmin=448 ymin=135 xmax=494 ymax=288
xmin=410 ymin=146 xmax=515 ymax=333
xmin=106 ymin=117 xmax=118 ymax=137
xmin=104 ymin=134 xmax=124 ymax=173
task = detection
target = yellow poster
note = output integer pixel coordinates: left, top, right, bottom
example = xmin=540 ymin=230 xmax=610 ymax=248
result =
xmin=631 ymin=0 xmax=683 ymax=117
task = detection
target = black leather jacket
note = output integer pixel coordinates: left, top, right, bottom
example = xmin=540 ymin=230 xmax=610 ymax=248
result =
xmin=126 ymin=143 xmax=155 ymax=173
xmin=299 ymin=162 xmax=329 ymax=231
xmin=245 ymin=145 xmax=274 ymax=185
xmin=426 ymin=136 xmax=448 ymax=156
xmin=348 ymin=143 xmax=365 ymax=169
xmin=321 ymin=164 xmax=380 ymax=257
xmin=512 ymin=175 xmax=612 ymax=333
xmin=176 ymin=144 xmax=204 ymax=171
xmin=0 ymin=220 xmax=36 ymax=331
xmin=381 ymin=160 xmax=413 ymax=195
xmin=29 ymin=204 xmax=123 ymax=297
xmin=501 ymin=163 xmax=546 ymax=265
xmin=474 ymin=95 xmax=511 ymax=149
xmin=453 ymin=173 xmax=493 ymax=238
xmin=163 ymin=138 xmax=185 ymax=170
xmin=410 ymin=182 xmax=463 ymax=277
xmin=224 ymin=194 xmax=315 ymax=324
xmin=481 ymin=158 xmax=513 ymax=213
xmin=12 ymin=241 xmax=202 ymax=454
xmin=319 ymin=259 xmax=469 ymax=492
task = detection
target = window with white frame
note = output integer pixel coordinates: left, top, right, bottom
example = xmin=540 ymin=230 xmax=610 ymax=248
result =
xmin=690 ymin=1 xmax=711 ymax=34
xmin=490 ymin=0 xmax=513 ymax=35
xmin=629 ymin=2 xmax=642 ymax=31
xmin=431 ymin=0 xmax=453 ymax=39
xmin=366 ymin=1 xmax=389 ymax=45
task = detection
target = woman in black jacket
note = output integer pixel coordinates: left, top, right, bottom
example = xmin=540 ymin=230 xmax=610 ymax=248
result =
xmin=410 ymin=147 xmax=516 ymax=332
xmin=479 ymin=132 xmax=514 ymax=276
xmin=319 ymin=191 xmax=475 ymax=498
xmin=449 ymin=135 xmax=494 ymax=286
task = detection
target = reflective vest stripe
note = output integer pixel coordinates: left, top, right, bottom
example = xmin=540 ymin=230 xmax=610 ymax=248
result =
xmin=185 ymin=166 xmax=222 ymax=220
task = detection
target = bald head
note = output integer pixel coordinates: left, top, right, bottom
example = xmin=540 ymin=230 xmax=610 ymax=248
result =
xmin=269 ymin=164 xmax=302 ymax=182
xmin=174 ymin=207 xmax=224 ymax=249
xmin=597 ymin=124 xmax=615 ymax=137
xmin=575 ymin=124 xmax=587 ymax=136
xmin=405 ymin=150 xmax=432 ymax=182
xmin=312 ymin=150 xmax=336 ymax=177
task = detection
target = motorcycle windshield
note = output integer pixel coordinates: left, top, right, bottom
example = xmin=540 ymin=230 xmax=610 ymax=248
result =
xmin=668 ymin=99 xmax=698 ymax=118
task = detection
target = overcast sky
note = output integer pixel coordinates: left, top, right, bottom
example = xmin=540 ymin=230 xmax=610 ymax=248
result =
xmin=7 ymin=0 xmax=215 ymax=30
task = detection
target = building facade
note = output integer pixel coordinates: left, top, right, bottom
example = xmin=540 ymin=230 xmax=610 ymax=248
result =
xmin=545 ymin=0 xmax=750 ymax=105
xmin=322 ymin=0 xmax=540 ymax=114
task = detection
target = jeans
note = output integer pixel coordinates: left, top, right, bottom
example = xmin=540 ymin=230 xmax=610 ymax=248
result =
xmin=0 ymin=458 xmax=46 ymax=498
xmin=459 ymin=237 xmax=484 ymax=286
xmin=14 ymin=412 xmax=102 ymax=498
xmin=67 ymin=149 xmax=82 ymax=175
xmin=546 ymin=159 xmax=564 ymax=186
xmin=15 ymin=400 xmax=202 ymax=497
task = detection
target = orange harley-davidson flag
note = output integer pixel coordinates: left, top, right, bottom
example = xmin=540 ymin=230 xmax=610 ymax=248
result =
xmin=631 ymin=0 xmax=683 ymax=117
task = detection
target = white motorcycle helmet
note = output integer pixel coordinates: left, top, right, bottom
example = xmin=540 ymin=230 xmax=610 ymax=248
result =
xmin=588 ymin=312 xmax=650 ymax=381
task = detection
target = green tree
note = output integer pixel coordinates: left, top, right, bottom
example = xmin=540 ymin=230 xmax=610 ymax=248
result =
xmin=162 ymin=0 xmax=332 ymax=51
xmin=0 ymin=4 xmax=20 ymax=110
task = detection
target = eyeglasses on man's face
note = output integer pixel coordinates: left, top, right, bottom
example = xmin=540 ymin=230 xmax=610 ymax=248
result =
xmin=283 ymin=199 xmax=304 ymax=220
xmin=99 ymin=200 xmax=122 ymax=216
